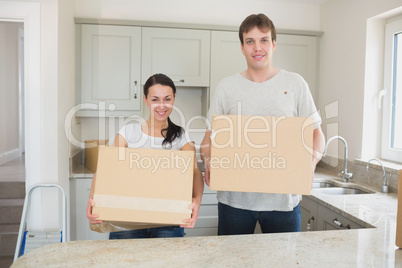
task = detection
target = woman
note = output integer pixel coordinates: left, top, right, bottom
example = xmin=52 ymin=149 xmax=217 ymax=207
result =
xmin=87 ymin=73 xmax=204 ymax=239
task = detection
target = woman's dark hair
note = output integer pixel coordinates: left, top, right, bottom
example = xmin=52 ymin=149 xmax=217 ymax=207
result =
xmin=239 ymin=13 xmax=276 ymax=45
xmin=143 ymin=73 xmax=184 ymax=149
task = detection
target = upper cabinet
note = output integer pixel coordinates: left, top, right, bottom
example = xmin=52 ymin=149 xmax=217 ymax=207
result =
xmin=76 ymin=20 xmax=321 ymax=116
xmin=210 ymin=31 xmax=247 ymax=104
xmin=141 ymin=27 xmax=211 ymax=87
xmin=81 ymin=25 xmax=141 ymax=111
xmin=273 ymin=34 xmax=318 ymax=102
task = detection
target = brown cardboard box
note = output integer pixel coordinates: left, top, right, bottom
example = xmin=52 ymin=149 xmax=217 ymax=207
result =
xmin=396 ymin=170 xmax=402 ymax=247
xmin=85 ymin=140 xmax=109 ymax=172
xmin=92 ymin=146 xmax=194 ymax=226
xmin=210 ymin=114 xmax=314 ymax=195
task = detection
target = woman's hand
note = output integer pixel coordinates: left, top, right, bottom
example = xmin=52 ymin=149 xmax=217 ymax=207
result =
xmin=86 ymin=198 xmax=104 ymax=224
xmin=203 ymin=157 xmax=211 ymax=186
xmin=180 ymin=198 xmax=201 ymax=229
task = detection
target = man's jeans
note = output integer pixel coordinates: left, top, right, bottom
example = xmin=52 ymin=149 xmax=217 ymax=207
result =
xmin=109 ymin=226 xmax=184 ymax=239
xmin=218 ymin=202 xmax=301 ymax=235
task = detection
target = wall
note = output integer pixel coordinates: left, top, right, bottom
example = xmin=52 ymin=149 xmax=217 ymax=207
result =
xmin=319 ymin=0 xmax=402 ymax=162
xmin=0 ymin=0 xmax=76 ymax=234
xmin=0 ymin=22 xmax=21 ymax=164
xmin=57 ymin=0 xmax=76 ymax=231
xmin=74 ymin=0 xmax=321 ymax=31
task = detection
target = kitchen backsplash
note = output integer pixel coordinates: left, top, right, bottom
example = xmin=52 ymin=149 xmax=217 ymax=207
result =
xmin=318 ymin=156 xmax=401 ymax=193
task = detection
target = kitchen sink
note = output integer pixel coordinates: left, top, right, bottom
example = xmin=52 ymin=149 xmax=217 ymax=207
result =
xmin=312 ymin=180 xmax=374 ymax=195
xmin=312 ymin=182 xmax=337 ymax=188
xmin=313 ymin=187 xmax=373 ymax=195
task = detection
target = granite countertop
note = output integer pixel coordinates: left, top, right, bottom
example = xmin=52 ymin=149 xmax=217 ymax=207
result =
xmin=13 ymin=168 xmax=402 ymax=267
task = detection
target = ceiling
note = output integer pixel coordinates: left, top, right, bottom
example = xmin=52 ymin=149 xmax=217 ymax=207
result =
xmin=265 ymin=0 xmax=329 ymax=5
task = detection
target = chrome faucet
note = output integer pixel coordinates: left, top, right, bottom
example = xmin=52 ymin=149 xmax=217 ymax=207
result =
xmin=323 ymin=136 xmax=353 ymax=182
xmin=366 ymin=158 xmax=391 ymax=193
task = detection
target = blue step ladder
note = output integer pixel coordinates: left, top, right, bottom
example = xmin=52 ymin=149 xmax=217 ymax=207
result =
xmin=13 ymin=184 xmax=67 ymax=262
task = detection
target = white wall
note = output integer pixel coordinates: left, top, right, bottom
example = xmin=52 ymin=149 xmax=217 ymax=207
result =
xmin=74 ymin=0 xmax=321 ymax=31
xmin=58 ymin=0 xmax=76 ymax=207
xmin=319 ymin=0 xmax=402 ymax=161
xmin=0 ymin=0 xmax=75 ymax=233
xmin=31 ymin=0 xmax=75 ymax=232
xmin=0 ymin=22 xmax=20 ymax=163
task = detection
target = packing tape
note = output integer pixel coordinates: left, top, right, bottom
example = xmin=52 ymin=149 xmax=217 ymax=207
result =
xmin=94 ymin=194 xmax=192 ymax=214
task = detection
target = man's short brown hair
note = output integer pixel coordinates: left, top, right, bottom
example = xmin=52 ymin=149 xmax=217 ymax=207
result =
xmin=239 ymin=13 xmax=276 ymax=45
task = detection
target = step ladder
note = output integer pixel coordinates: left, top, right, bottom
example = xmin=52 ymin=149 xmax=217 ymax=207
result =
xmin=13 ymin=184 xmax=67 ymax=262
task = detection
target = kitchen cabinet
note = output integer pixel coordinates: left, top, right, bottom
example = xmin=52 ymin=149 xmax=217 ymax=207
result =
xmin=209 ymin=32 xmax=319 ymax=104
xmin=300 ymin=196 xmax=318 ymax=231
xmin=141 ymin=27 xmax=211 ymax=87
xmin=300 ymin=196 xmax=365 ymax=231
xmin=80 ymin=24 xmax=141 ymax=111
xmin=316 ymin=203 xmax=365 ymax=230
xmin=70 ymin=178 xmax=109 ymax=241
xmin=273 ymin=34 xmax=318 ymax=102
xmin=210 ymin=31 xmax=248 ymax=104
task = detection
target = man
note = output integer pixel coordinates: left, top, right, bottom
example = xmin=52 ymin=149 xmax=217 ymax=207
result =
xmin=200 ymin=13 xmax=325 ymax=235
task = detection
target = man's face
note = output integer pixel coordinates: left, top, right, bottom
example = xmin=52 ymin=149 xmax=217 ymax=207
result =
xmin=241 ymin=27 xmax=276 ymax=71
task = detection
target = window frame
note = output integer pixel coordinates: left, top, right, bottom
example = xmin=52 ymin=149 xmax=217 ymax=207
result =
xmin=381 ymin=16 xmax=402 ymax=163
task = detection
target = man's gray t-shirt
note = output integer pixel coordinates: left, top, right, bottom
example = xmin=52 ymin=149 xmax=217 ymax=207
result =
xmin=208 ymin=70 xmax=322 ymax=211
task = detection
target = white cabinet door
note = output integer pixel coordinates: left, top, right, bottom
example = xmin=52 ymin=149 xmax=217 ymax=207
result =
xmin=300 ymin=196 xmax=318 ymax=231
xmin=142 ymin=27 xmax=210 ymax=87
xmin=70 ymin=178 xmax=109 ymax=241
xmin=210 ymin=31 xmax=247 ymax=103
xmin=209 ymin=32 xmax=318 ymax=105
xmin=316 ymin=203 xmax=365 ymax=231
xmin=81 ymin=25 xmax=141 ymax=111
xmin=273 ymin=35 xmax=318 ymax=102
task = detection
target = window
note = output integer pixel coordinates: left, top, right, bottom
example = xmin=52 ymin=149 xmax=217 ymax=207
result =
xmin=382 ymin=16 xmax=402 ymax=162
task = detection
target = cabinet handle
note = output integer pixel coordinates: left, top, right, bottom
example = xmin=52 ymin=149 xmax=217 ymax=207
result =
xmin=307 ymin=216 xmax=314 ymax=231
xmin=332 ymin=218 xmax=350 ymax=229
xmin=172 ymin=79 xmax=185 ymax=83
xmin=134 ymin=81 xmax=138 ymax=99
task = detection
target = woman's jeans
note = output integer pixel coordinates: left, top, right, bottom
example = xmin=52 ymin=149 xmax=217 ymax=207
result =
xmin=218 ymin=202 xmax=301 ymax=235
xmin=109 ymin=226 xmax=184 ymax=239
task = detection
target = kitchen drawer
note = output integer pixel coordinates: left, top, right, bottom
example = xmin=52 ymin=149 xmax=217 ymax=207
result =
xmin=184 ymin=228 xmax=217 ymax=237
xmin=317 ymin=203 xmax=365 ymax=230
xmin=198 ymin=204 xmax=218 ymax=217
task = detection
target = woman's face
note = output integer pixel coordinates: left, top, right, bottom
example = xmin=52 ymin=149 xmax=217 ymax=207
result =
xmin=144 ymin=84 xmax=175 ymax=122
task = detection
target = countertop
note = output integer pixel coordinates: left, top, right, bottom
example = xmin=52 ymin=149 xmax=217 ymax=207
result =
xmin=13 ymin=168 xmax=402 ymax=267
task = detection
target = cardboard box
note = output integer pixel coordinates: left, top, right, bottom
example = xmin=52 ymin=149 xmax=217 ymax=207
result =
xmin=210 ymin=114 xmax=314 ymax=195
xmin=85 ymin=140 xmax=109 ymax=172
xmin=92 ymin=146 xmax=194 ymax=226
xmin=396 ymin=170 xmax=402 ymax=247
